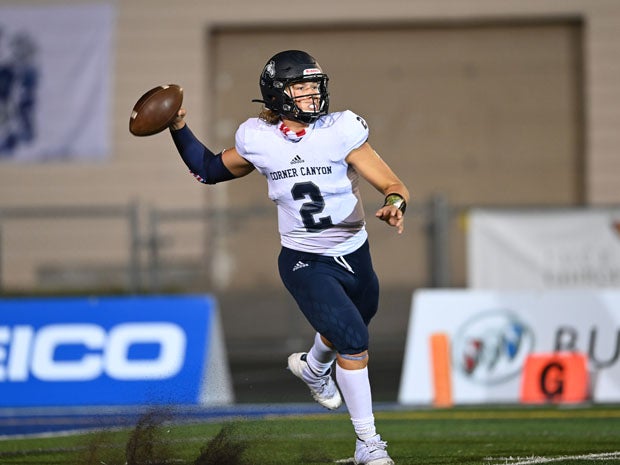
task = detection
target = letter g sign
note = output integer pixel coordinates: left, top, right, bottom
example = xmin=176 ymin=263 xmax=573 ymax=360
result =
xmin=520 ymin=352 xmax=589 ymax=404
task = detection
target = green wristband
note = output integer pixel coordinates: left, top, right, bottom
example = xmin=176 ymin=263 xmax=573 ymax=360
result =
xmin=383 ymin=193 xmax=407 ymax=214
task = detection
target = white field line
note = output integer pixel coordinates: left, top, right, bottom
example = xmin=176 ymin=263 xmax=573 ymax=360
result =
xmin=486 ymin=451 xmax=620 ymax=465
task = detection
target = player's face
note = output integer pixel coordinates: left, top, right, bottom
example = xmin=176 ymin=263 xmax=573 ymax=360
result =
xmin=286 ymin=81 xmax=321 ymax=112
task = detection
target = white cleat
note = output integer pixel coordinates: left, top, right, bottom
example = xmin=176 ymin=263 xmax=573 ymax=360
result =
xmin=354 ymin=434 xmax=394 ymax=465
xmin=287 ymin=352 xmax=342 ymax=410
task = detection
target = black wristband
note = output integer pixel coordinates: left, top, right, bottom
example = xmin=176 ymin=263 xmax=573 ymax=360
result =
xmin=383 ymin=193 xmax=407 ymax=214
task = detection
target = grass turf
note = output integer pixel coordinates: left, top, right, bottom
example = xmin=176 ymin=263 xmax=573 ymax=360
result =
xmin=0 ymin=405 xmax=619 ymax=464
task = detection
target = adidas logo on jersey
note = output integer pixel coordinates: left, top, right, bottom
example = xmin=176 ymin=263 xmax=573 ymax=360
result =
xmin=292 ymin=260 xmax=309 ymax=271
xmin=290 ymin=155 xmax=305 ymax=164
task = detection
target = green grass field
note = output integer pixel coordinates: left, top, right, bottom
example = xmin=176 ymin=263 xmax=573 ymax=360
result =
xmin=0 ymin=405 xmax=619 ymax=465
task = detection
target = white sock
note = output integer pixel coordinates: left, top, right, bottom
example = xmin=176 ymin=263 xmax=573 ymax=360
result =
xmin=352 ymin=416 xmax=377 ymax=442
xmin=335 ymin=364 xmax=377 ymax=441
xmin=306 ymin=333 xmax=336 ymax=376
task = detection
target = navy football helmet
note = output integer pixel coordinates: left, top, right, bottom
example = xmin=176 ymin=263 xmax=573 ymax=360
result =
xmin=256 ymin=50 xmax=329 ymax=124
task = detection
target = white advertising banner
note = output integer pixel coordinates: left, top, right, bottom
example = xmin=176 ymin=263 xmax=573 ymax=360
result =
xmin=0 ymin=3 xmax=115 ymax=162
xmin=398 ymin=289 xmax=620 ymax=405
xmin=467 ymin=208 xmax=620 ymax=289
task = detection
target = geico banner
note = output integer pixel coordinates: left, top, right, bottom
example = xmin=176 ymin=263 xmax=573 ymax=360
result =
xmin=468 ymin=208 xmax=620 ymax=289
xmin=398 ymin=289 xmax=620 ymax=405
xmin=0 ymin=295 xmax=233 ymax=407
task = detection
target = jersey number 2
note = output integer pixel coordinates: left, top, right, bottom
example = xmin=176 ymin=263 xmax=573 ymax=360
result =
xmin=291 ymin=182 xmax=333 ymax=232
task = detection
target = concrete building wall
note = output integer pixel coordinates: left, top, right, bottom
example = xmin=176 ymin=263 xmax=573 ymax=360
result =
xmin=0 ymin=0 xmax=619 ymax=290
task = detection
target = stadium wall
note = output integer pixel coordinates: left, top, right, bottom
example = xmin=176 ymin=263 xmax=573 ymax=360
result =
xmin=0 ymin=0 xmax=619 ymax=291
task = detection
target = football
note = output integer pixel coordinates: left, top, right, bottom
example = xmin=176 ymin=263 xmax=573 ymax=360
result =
xmin=129 ymin=84 xmax=183 ymax=136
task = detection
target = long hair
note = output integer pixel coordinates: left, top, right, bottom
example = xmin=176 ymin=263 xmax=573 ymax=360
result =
xmin=258 ymin=108 xmax=280 ymax=125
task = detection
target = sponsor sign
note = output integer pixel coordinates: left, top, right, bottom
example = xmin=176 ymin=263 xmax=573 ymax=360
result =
xmin=467 ymin=208 xmax=620 ymax=289
xmin=398 ymin=289 xmax=620 ymax=405
xmin=0 ymin=295 xmax=232 ymax=407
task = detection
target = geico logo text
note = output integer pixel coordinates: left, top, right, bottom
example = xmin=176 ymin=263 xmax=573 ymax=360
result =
xmin=0 ymin=323 xmax=187 ymax=382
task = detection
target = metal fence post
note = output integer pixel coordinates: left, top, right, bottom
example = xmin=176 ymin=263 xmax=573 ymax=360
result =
xmin=147 ymin=207 xmax=161 ymax=293
xmin=128 ymin=201 xmax=142 ymax=293
xmin=427 ymin=194 xmax=452 ymax=288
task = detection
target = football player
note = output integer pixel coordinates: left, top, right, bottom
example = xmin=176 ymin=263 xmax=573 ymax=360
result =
xmin=169 ymin=50 xmax=409 ymax=465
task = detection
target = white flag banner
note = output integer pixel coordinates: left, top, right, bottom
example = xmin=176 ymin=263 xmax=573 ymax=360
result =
xmin=0 ymin=3 xmax=115 ymax=162
xmin=468 ymin=208 xmax=620 ymax=289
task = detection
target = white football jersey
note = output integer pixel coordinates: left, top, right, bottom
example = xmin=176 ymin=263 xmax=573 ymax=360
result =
xmin=235 ymin=110 xmax=370 ymax=256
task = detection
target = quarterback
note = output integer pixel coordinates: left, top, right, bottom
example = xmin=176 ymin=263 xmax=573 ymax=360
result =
xmin=169 ymin=50 xmax=409 ymax=465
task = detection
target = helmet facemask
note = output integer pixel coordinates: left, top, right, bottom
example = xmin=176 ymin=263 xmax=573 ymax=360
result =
xmin=279 ymin=76 xmax=329 ymax=124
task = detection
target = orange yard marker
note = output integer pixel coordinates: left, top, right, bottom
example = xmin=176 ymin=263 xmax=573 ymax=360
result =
xmin=520 ymin=352 xmax=589 ymax=404
xmin=430 ymin=333 xmax=453 ymax=407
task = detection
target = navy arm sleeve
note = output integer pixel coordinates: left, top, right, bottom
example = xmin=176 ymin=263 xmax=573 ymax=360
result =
xmin=170 ymin=125 xmax=236 ymax=184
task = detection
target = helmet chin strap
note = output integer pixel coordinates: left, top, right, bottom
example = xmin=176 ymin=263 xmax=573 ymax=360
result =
xmin=289 ymin=101 xmax=323 ymax=124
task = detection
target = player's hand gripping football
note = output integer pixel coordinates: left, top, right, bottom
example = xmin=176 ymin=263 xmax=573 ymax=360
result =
xmin=375 ymin=204 xmax=405 ymax=234
xmin=169 ymin=108 xmax=187 ymax=131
